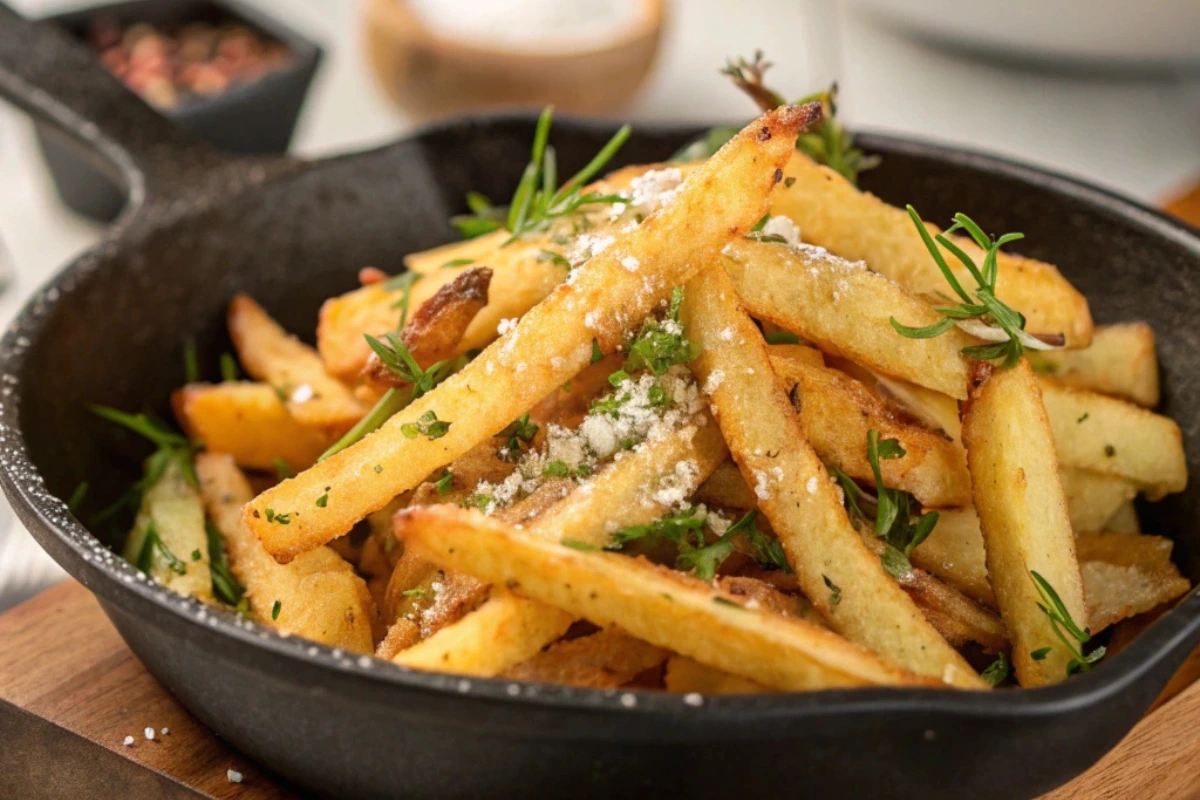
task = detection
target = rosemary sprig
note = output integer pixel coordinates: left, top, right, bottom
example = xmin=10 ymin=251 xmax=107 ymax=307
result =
xmin=1031 ymin=570 xmax=1105 ymax=676
xmin=889 ymin=207 xmax=1051 ymax=368
xmin=90 ymin=407 xmax=199 ymax=526
xmin=453 ymin=107 xmax=631 ymax=245
xmin=831 ymin=429 xmax=939 ymax=578
xmin=365 ymin=332 xmax=451 ymax=395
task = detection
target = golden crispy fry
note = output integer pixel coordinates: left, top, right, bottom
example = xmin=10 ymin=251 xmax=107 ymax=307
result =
xmin=1060 ymin=469 xmax=1137 ymax=533
xmin=1040 ymin=383 xmax=1186 ymax=500
xmin=398 ymin=506 xmax=936 ymax=689
xmin=1106 ymin=501 xmax=1141 ymax=534
xmin=867 ymin=372 xmax=963 ymax=442
xmin=403 ymin=230 xmax=508 ymax=274
xmin=1076 ymin=532 xmax=1191 ymax=632
xmin=765 ymin=342 xmax=825 ymax=368
xmin=1029 ymin=323 xmax=1159 ymax=407
xmin=173 ymin=382 xmax=335 ymax=472
xmin=681 ymin=264 xmax=983 ymax=688
xmin=724 ymin=238 xmax=974 ymax=398
xmin=122 ymin=457 xmax=212 ymax=602
xmin=394 ymin=421 xmax=728 ymax=675
xmin=319 ymin=239 xmax=566 ymax=381
xmin=247 ymin=105 xmax=820 ymax=560
xmin=361 ymin=266 xmax=492 ymax=388
xmin=227 ymin=295 xmax=364 ymax=435
xmin=694 ymin=460 xmax=758 ymax=510
xmin=769 ymin=151 xmax=1093 ymax=346
xmin=663 ymin=655 xmax=769 ymax=695
xmin=196 ymin=453 xmax=377 ymax=652
xmin=500 ymin=628 xmax=668 ymax=689
xmin=771 ymin=356 xmax=971 ymax=507
xmin=912 ymin=508 xmax=996 ymax=606
xmin=962 ymin=360 xmax=1088 ymax=687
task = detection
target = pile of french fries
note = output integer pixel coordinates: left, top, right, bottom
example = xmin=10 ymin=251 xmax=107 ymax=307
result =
xmin=117 ymin=101 xmax=1189 ymax=694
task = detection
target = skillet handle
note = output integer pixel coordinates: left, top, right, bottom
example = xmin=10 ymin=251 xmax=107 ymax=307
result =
xmin=0 ymin=3 xmax=230 ymax=214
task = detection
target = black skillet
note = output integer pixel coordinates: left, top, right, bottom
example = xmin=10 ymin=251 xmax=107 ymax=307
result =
xmin=3 ymin=6 xmax=1200 ymax=799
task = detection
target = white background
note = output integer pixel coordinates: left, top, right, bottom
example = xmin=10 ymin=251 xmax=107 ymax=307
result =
xmin=1 ymin=0 xmax=1198 ymax=608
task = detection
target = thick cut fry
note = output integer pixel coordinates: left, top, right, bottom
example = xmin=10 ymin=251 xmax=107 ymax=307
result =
xmin=664 ymin=655 xmax=769 ymax=695
xmin=766 ymin=342 xmax=825 ymax=368
xmin=724 ymin=238 xmax=974 ymax=398
xmin=1077 ymin=532 xmax=1191 ymax=632
xmin=1040 ymin=383 xmax=1186 ymax=500
xmin=870 ymin=372 xmax=963 ymax=442
xmin=1029 ymin=323 xmax=1159 ymax=407
xmin=196 ymin=453 xmax=377 ymax=653
xmin=122 ymin=457 xmax=212 ymax=602
xmin=681 ymin=265 xmax=982 ymax=688
xmin=173 ymin=382 xmax=335 ymax=471
xmin=228 ymin=295 xmax=364 ymax=435
xmin=1060 ymin=469 xmax=1137 ymax=533
xmin=394 ymin=421 xmax=728 ymax=675
xmin=1106 ymin=501 xmax=1141 ymax=534
xmin=962 ymin=360 xmax=1088 ymax=687
xmin=770 ymin=150 xmax=1093 ymax=346
xmin=399 ymin=506 xmax=935 ymax=690
xmin=247 ymin=105 xmax=820 ymax=560
xmin=694 ymin=460 xmax=758 ymax=510
xmin=403 ymin=230 xmax=508 ymax=274
xmin=500 ymin=628 xmax=668 ymax=689
xmin=361 ymin=266 xmax=492 ymax=387
xmin=771 ymin=356 xmax=971 ymax=507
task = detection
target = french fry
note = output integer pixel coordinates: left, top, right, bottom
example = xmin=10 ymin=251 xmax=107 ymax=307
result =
xmin=1077 ymin=532 xmax=1191 ymax=632
xmin=1060 ymin=469 xmax=1137 ymax=533
xmin=694 ymin=460 xmax=758 ymax=510
xmin=399 ymin=506 xmax=936 ymax=690
xmin=228 ymin=295 xmax=364 ymax=435
xmin=500 ymin=628 xmax=668 ymax=689
xmin=681 ymin=264 xmax=983 ymax=688
xmin=765 ymin=342 xmax=825 ymax=368
xmin=961 ymin=360 xmax=1088 ymax=687
xmin=724 ymin=238 xmax=974 ymax=398
xmin=361 ymin=267 xmax=492 ymax=388
xmin=247 ymin=104 xmax=821 ymax=560
xmin=663 ymin=655 xmax=769 ymax=695
xmin=122 ymin=457 xmax=212 ymax=602
xmin=1040 ymin=383 xmax=1186 ymax=500
xmin=403 ymin=230 xmax=508 ymax=274
xmin=196 ymin=453 xmax=377 ymax=653
xmin=912 ymin=507 xmax=995 ymax=606
xmin=868 ymin=372 xmax=963 ymax=442
xmin=1028 ymin=323 xmax=1159 ymax=407
xmin=769 ymin=150 xmax=1093 ymax=347
xmin=394 ymin=420 xmax=728 ymax=675
xmin=1106 ymin=501 xmax=1141 ymax=535
xmin=173 ymin=382 xmax=335 ymax=472
xmin=770 ymin=356 xmax=972 ymax=507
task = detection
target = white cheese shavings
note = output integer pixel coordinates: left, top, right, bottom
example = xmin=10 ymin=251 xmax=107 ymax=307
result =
xmin=762 ymin=215 xmax=802 ymax=246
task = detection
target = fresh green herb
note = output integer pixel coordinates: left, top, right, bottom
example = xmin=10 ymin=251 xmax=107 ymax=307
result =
xmin=612 ymin=508 xmax=789 ymax=582
xmin=67 ymin=481 xmax=89 ymax=514
xmin=712 ymin=597 xmax=743 ymax=609
xmin=981 ymin=652 xmax=1011 ymax=686
xmin=623 ymin=287 xmax=699 ymax=376
xmin=744 ymin=214 xmax=787 ymax=244
xmin=183 ymin=337 xmax=199 ymax=384
xmin=401 ymin=410 xmax=451 ymax=440
xmin=316 ymin=493 xmax=328 ymax=508
xmin=1030 ymin=570 xmax=1105 ymax=676
xmin=206 ymin=521 xmax=245 ymax=606
xmin=764 ymin=331 xmax=801 ymax=345
xmin=462 ymin=492 xmax=492 ymax=511
xmin=265 ymin=508 xmax=291 ymax=525
xmin=220 ymin=352 xmax=241 ymax=382
xmin=235 ymin=596 xmax=251 ymax=618
xmin=823 ymin=574 xmax=842 ymax=606
xmin=1030 ymin=647 xmax=1051 ymax=661
xmin=591 ymin=338 xmax=604 ymax=364
xmin=1077 ymin=413 xmax=1089 ymax=424
xmin=538 ymin=249 xmax=572 ymax=270
xmin=320 ymin=388 xmax=408 ymax=462
xmin=889 ymin=207 xmax=1050 ymax=369
xmin=433 ymin=471 xmax=454 ymax=494
xmin=784 ymin=176 xmax=796 ymax=188
xmin=401 ymin=588 xmax=430 ymax=598
xmin=265 ymin=509 xmax=274 ymax=522
xmin=440 ymin=258 xmax=475 ymax=269
xmin=496 ymin=413 xmax=539 ymax=461
xmin=272 ymin=458 xmax=294 ymax=480
xmin=831 ymin=430 xmax=939 ymax=578
xmin=383 ymin=271 xmax=422 ymax=330
xmin=90 ymin=407 xmax=199 ymax=525
xmin=562 ymin=538 xmax=598 ymax=551
xmin=365 ymin=332 xmax=452 ymax=396
xmin=271 ymin=600 xmax=282 ymax=620
xmin=135 ymin=521 xmax=188 ymax=576
xmin=272 ymin=384 xmax=290 ymax=404
xmin=453 ymin=107 xmax=630 ymax=245
xmin=191 ymin=549 xmax=202 ymax=561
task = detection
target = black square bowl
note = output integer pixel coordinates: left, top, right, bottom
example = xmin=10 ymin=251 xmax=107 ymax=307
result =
xmin=32 ymin=0 xmax=322 ymax=222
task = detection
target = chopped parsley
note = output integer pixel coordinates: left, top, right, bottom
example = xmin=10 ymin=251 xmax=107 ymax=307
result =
xmin=440 ymin=258 xmax=474 ymax=269
xmin=611 ymin=508 xmax=789 ymax=582
xmin=271 ymin=600 xmax=282 ymax=620
xmin=562 ymin=538 xmax=598 ymax=551
xmin=191 ymin=549 xmax=202 ymax=561
xmin=713 ymin=597 xmax=743 ymax=609
xmin=401 ymin=588 xmax=430 ymax=598
xmin=496 ymin=413 xmax=539 ymax=461
xmin=591 ymin=338 xmax=604 ymax=364
xmin=272 ymin=458 xmax=294 ymax=480
xmin=433 ymin=471 xmax=454 ymax=494
xmin=1030 ymin=647 xmax=1051 ymax=662
xmin=823 ymin=574 xmax=842 ymax=606
xmin=623 ymin=287 xmax=699 ymax=376
xmin=763 ymin=330 xmax=801 ymax=345
xmin=982 ymin=652 xmax=1011 ymax=686
xmin=401 ymin=410 xmax=452 ymax=440
xmin=316 ymin=493 xmax=329 ymax=508
xmin=542 ymin=460 xmax=592 ymax=479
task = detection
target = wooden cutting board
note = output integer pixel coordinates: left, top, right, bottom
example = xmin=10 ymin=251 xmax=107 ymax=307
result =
xmin=3 ymin=180 xmax=1199 ymax=799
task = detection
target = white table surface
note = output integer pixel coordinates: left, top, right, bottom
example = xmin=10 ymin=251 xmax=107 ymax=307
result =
xmin=1 ymin=0 xmax=1198 ymax=609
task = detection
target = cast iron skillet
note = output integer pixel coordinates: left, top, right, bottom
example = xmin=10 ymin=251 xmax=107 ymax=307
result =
xmin=2 ymin=7 xmax=1200 ymax=799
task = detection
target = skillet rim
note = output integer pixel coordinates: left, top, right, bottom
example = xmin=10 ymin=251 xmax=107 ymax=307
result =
xmin=2 ymin=112 xmax=1199 ymax=728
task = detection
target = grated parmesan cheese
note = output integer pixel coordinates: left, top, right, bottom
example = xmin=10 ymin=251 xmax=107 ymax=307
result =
xmin=762 ymin=215 xmax=802 ymax=246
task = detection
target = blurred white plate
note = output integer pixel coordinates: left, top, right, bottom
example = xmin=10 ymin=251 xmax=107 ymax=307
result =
xmin=848 ymin=0 xmax=1200 ymax=70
